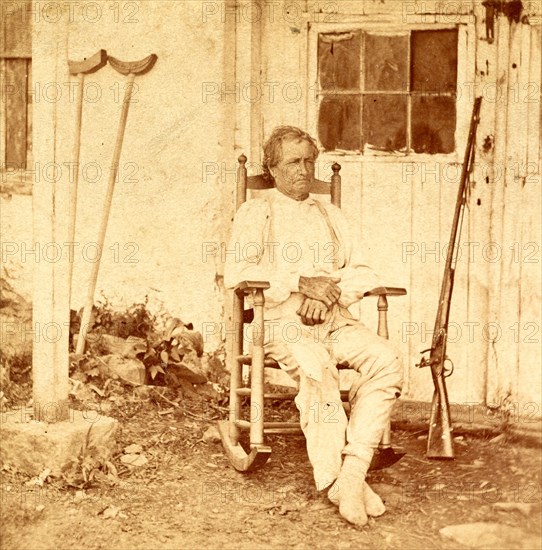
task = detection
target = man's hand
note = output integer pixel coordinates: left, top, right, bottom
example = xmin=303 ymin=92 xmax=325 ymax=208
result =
xmin=297 ymin=298 xmax=328 ymax=326
xmin=298 ymin=275 xmax=341 ymax=308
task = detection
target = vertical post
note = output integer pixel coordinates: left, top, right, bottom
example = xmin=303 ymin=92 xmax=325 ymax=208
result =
xmin=250 ymin=289 xmax=266 ymax=446
xmin=234 ymin=0 xmax=262 ymax=162
xmin=487 ymin=19 xmax=511 ymax=404
xmin=330 ymin=162 xmax=341 ymax=207
xmin=32 ymin=6 xmax=70 ymax=422
xmin=67 ymin=72 xmax=84 ymax=308
xmin=237 ymin=154 xmax=247 ymax=210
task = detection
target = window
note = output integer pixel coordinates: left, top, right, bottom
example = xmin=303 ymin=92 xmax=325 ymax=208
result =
xmin=317 ymin=29 xmax=458 ymax=155
xmin=1 ymin=0 xmax=32 ymax=173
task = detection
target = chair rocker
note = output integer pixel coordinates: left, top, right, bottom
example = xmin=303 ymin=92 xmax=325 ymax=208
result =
xmin=218 ymin=154 xmax=407 ymax=472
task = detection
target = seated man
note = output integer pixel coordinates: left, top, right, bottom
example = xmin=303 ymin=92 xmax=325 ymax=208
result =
xmin=224 ymin=126 xmax=403 ymax=526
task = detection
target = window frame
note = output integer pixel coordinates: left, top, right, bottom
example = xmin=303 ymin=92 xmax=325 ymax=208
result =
xmin=303 ymin=19 xmax=476 ymax=164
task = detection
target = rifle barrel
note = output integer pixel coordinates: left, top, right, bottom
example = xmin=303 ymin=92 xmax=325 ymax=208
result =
xmin=425 ymin=97 xmax=483 ymax=459
xmin=432 ymin=97 xmax=483 ymax=345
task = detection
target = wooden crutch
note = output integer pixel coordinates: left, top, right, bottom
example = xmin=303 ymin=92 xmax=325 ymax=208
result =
xmin=75 ymin=54 xmax=158 ymax=355
xmin=67 ymin=50 xmax=107 ymax=307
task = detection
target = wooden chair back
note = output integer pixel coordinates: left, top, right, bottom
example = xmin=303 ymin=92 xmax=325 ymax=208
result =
xmin=235 ymin=154 xmax=342 ymax=210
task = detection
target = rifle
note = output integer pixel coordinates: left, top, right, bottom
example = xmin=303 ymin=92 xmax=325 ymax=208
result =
xmin=417 ymin=97 xmax=483 ymax=459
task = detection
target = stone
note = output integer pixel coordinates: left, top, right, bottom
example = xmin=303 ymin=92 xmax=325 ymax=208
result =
xmin=124 ymin=443 xmax=143 ymax=454
xmin=0 ymin=409 xmax=118 ymax=477
xmin=168 ymin=357 xmax=207 ymax=385
xmin=101 ymin=354 xmax=146 ymax=385
xmin=0 ymin=279 xmax=32 ymax=358
xmin=202 ymin=426 xmax=221 ymax=444
xmin=73 ymin=490 xmax=86 ymax=504
xmin=120 ymin=453 xmax=148 ymax=467
xmin=439 ymin=522 xmax=540 ymax=549
xmin=133 ymin=386 xmax=154 ymax=399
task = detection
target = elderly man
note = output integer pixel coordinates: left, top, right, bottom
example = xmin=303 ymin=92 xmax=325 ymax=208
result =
xmin=224 ymin=126 xmax=403 ymax=526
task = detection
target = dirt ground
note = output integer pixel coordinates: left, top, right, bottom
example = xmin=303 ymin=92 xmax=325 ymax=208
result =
xmin=1 ymin=390 xmax=541 ymax=550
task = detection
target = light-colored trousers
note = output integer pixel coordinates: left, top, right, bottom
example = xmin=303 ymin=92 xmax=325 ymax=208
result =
xmin=264 ymin=320 xmax=403 ymax=490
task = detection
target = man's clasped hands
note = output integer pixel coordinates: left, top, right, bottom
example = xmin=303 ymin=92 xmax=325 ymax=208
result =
xmin=296 ymin=275 xmax=342 ymax=326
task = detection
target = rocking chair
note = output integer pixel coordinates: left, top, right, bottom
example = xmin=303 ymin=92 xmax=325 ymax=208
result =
xmin=218 ymin=155 xmax=407 ymax=472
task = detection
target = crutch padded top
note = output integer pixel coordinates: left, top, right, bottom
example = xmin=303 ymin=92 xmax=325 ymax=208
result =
xmin=68 ymin=49 xmax=107 ymax=75
xmin=108 ymin=54 xmax=158 ymax=76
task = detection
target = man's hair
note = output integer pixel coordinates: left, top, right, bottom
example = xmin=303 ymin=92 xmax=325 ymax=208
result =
xmin=262 ymin=126 xmax=319 ymax=182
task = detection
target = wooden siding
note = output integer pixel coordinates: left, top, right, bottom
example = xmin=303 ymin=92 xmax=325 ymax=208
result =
xmin=243 ymin=0 xmax=541 ymax=412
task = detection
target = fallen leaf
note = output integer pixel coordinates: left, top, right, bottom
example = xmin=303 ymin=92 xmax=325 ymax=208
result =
xmin=124 ymin=444 xmax=143 ymax=454
xmin=88 ymin=384 xmax=105 ymax=397
xmin=101 ymin=505 xmax=120 ymax=519
xmin=493 ymin=502 xmax=533 ymax=516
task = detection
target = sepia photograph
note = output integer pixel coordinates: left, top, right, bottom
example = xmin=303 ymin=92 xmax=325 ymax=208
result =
xmin=1 ymin=1 xmax=541 ymax=548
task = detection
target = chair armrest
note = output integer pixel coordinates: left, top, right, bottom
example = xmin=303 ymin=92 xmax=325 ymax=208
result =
xmin=234 ymin=280 xmax=270 ymax=296
xmin=234 ymin=282 xmax=406 ymax=297
xmin=364 ymin=286 xmax=407 ymax=297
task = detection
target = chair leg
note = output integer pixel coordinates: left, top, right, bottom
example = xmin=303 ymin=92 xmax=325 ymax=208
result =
xmin=381 ymin=421 xmax=391 ymax=448
xmin=250 ymin=289 xmax=266 ymax=447
xmin=373 ymin=293 xmax=406 ymax=469
xmin=218 ymin=288 xmax=271 ymax=472
xmin=376 ymin=294 xmax=389 ymax=340
xmin=369 ymin=419 xmax=406 ymax=471
xmin=226 ymin=291 xmax=243 ymax=446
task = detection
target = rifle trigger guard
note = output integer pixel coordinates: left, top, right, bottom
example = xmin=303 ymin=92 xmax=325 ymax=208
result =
xmin=444 ymin=357 xmax=454 ymax=377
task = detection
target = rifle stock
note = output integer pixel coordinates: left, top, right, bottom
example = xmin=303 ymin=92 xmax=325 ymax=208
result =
xmin=418 ymin=97 xmax=483 ymax=459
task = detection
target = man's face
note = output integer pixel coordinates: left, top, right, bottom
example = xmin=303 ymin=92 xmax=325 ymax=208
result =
xmin=270 ymin=138 xmax=316 ymax=201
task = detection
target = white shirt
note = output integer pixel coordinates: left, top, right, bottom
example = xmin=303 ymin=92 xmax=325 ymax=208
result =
xmin=224 ymin=188 xmax=380 ymax=321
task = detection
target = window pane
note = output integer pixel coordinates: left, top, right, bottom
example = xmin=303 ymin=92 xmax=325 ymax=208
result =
xmin=411 ymin=96 xmax=456 ymax=154
xmin=364 ymin=34 xmax=408 ymax=92
xmin=5 ymin=59 xmax=29 ymax=168
xmin=362 ymin=95 xmax=407 ymax=152
xmin=318 ymin=32 xmax=360 ymax=91
xmin=411 ymin=30 xmax=458 ymax=93
xmin=318 ymin=95 xmax=361 ymax=151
